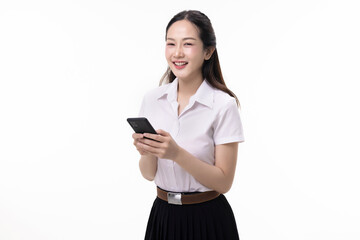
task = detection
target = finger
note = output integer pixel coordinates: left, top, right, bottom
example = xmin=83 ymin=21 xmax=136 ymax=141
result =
xmin=135 ymin=143 xmax=147 ymax=155
xmin=134 ymin=141 xmax=145 ymax=151
xmin=132 ymin=133 xmax=144 ymax=140
xmin=143 ymin=133 xmax=166 ymax=142
xmin=139 ymin=138 xmax=163 ymax=148
xmin=137 ymin=141 xmax=160 ymax=156
xmin=155 ymin=129 xmax=170 ymax=136
xmin=136 ymin=141 xmax=155 ymax=152
xmin=134 ymin=140 xmax=155 ymax=156
xmin=134 ymin=138 xmax=142 ymax=146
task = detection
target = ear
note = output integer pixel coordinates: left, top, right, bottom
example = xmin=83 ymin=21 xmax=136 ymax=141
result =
xmin=204 ymin=47 xmax=216 ymax=60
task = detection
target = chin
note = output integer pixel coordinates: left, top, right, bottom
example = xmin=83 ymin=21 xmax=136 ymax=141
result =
xmin=174 ymin=74 xmax=190 ymax=81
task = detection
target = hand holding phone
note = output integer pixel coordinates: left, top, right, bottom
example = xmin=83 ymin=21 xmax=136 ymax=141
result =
xmin=127 ymin=117 xmax=158 ymax=141
xmin=128 ymin=118 xmax=180 ymax=160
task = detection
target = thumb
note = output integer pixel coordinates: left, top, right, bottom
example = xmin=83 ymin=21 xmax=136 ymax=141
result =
xmin=156 ymin=129 xmax=169 ymax=136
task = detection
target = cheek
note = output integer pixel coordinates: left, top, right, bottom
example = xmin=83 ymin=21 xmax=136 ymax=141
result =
xmin=185 ymin=47 xmax=205 ymax=61
xmin=165 ymin=47 xmax=172 ymax=59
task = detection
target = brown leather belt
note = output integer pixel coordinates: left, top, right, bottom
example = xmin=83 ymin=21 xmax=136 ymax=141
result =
xmin=157 ymin=187 xmax=220 ymax=205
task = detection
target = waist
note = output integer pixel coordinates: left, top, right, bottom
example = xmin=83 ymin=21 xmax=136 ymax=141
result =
xmin=157 ymin=187 xmax=220 ymax=205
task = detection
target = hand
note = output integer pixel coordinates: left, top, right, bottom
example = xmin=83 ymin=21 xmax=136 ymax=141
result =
xmin=137 ymin=129 xmax=181 ymax=160
xmin=132 ymin=133 xmax=152 ymax=156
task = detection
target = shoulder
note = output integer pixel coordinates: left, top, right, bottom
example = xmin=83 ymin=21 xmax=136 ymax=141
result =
xmin=142 ymin=83 xmax=171 ymax=101
xmin=139 ymin=83 xmax=171 ymax=117
xmin=212 ymin=88 xmax=238 ymax=112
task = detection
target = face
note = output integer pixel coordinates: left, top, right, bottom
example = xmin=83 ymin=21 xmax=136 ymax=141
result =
xmin=165 ymin=20 xmax=212 ymax=83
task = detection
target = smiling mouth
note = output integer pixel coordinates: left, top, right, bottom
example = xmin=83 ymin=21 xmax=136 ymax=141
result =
xmin=173 ymin=61 xmax=188 ymax=69
xmin=174 ymin=62 xmax=187 ymax=66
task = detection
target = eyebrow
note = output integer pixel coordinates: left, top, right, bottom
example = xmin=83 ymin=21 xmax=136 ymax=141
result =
xmin=166 ymin=37 xmax=197 ymax=41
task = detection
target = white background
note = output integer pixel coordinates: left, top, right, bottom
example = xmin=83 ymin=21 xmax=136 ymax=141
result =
xmin=1 ymin=0 xmax=359 ymax=239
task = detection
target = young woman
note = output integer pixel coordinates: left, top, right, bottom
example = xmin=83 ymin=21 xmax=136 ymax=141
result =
xmin=132 ymin=10 xmax=244 ymax=240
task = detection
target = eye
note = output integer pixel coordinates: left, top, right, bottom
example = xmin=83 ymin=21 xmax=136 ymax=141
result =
xmin=184 ymin=43 xmax=193 ymax=46
xmin=166 ymin=43 xmax=175 ymax=46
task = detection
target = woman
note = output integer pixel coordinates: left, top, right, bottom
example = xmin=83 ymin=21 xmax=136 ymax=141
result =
xmin=132 ymin=10 xmax=244 ymax=240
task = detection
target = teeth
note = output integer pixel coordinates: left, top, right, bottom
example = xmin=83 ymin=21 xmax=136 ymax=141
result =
xmin=174 ymin=62 xmax=187 ymax=66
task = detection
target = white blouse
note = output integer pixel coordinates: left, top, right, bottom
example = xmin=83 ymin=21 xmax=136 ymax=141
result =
xmin=139 ymin=78 xmax=244 ymax=192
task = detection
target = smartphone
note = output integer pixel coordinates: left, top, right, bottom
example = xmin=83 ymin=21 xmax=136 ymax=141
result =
xmin=127 ymin=117 xmax=158 ymax=141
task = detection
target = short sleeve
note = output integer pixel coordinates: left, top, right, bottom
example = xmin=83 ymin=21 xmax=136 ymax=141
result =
xmin=213 ymin=98 xmax=245 ymax=145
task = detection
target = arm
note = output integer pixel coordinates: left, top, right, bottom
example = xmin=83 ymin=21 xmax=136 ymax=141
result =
xmin=174 ymin=142 xmax=238 ymax=194
xmin=139 ymin=155 xmax=157 ymax=181
xmin=137 ymin=130 xmax=239 ymax=193
xmin=132 ymin=133 xmax=157 ymax=181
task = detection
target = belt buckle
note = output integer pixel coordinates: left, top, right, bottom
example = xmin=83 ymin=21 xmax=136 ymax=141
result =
xmin=167 ymin=192 xmax=182 ymax=205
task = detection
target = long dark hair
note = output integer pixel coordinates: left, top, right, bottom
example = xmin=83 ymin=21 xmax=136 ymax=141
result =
xmin=160 ymin=10 xmax=240 ymax=107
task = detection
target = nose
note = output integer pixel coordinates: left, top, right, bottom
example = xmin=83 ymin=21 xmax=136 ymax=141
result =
xmin=174 ymin=45 xmax=184 ymax=58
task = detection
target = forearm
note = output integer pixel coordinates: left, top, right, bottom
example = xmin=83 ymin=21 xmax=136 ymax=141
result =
xmin=139 ymin=155 xmax=158 ymax=181
xmin=173 ymin=147 xmax=235 ymax=194
xmin=139 ymin=131 xmax=238 ymax=191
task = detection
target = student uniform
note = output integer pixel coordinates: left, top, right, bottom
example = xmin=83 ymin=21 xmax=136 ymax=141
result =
xmin=139 ymin=78 xmax=244 ymax=240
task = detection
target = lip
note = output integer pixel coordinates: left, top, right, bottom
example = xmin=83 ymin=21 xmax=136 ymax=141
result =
xmin=173 ymin=61 xmax=188 ymax=70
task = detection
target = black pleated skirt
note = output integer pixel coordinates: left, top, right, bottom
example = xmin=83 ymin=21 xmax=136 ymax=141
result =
xmin=144 ymin=194 xmax=240 ymax=240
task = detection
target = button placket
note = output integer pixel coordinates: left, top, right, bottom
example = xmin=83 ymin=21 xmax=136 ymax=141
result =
xmin=167 ymin=102 xmax=180 ymax=191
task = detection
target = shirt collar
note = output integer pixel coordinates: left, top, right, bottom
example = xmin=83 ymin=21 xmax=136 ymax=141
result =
xmin=157 ymin=78 xmax=214 ymax=109
xmin=158 ymin=78 xmax=178 ymax=102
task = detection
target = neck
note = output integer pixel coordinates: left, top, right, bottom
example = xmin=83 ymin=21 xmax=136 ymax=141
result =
xmin=177 ymin=75 xmax=203 ymax=97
